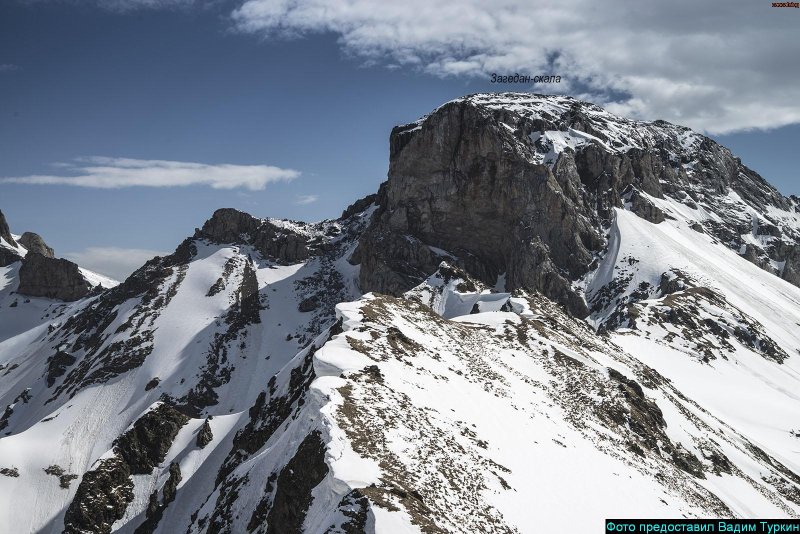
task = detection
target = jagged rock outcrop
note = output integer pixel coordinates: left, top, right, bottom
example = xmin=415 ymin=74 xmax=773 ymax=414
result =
xmin=621 ymin=186 xmax=665 ymax=224
xmin=0 ymin=209 xmax=23 ymax=267
xmin=16 ymin=253 xmax=91 ymax=301
xmin=18 ymin=232 xmax=54 ymax=257
xmin=0 ymin=211 xmax=25 ymax=266
xmin=196 ymin=418 xmax=213 ymax=448
xmin=773 ymin=241 xmax=800 ymax=286
xmin=265 ymin=431 xmax=328 ymax=534
xmin=0 ymin=248 xmax=21 ymax=268
xmin=113 ymin=403 xmax=189 ymax=475
xmin=197 ymin=208 xmax=309 ymax=263
xmin=353 ymin=97 xmax=608 ymax=316
xmin=64 ymin=404 xmax=189 ymax=534
xmin=341 ymin=192 xmax=378 ymax=220
xmin=351 ymin=94 xmax=800 ymax=317
xmin=0 ymin=210 xmax=17 ymax=247
xmin=134 ymin=462 xmax=182 ymax=534
xmin=46 ymin=349 xmax=77 ymax=387
xmin=63 ymin=457 xmax=134 ymax=534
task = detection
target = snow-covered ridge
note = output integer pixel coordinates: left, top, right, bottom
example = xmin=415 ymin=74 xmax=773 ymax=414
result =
xmin=0 ymin=201 xmax=378 ymax=533
xmin=424 ymin=92 xmax=706 ymax=156
xmin=301 ymin=273 xmax=800 ymax=531
xmin=1 ymin=93 xmax=800 ymax=532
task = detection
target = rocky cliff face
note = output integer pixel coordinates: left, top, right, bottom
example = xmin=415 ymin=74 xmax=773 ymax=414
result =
xmin=0 ymin=210 xmax=17 ymax=248
xmin=352 ymin=93 xmax=800 ymax=318
xmin=0 ymin=212 xmax=102 ymax=298
xmin=0 ymin=247 xmax=22 ymax=268
xmin=353 ymin=99 xmax=603 ymax=316
xmin=197 ymin=208 xmax=310 ymax=264
xmin=18 ymin=232 xmax=54 ymax=258
xmin=17 ymin=253 xmax=92 ymax=301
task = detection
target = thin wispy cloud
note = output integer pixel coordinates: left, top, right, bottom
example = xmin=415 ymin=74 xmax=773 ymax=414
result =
xmin=230 ymin=0 xmax=800 ymax=134
xmin=1 ymin=156 xmax=300 ymax=190
xmin=21 ymin=0 xmax=199 ymax=11
xmin=295 ymin=194 xmax=319 ymax=205
xmin=65 ymin=246 xmax=169 ymax=281
xmin=0 ymin=64 xmax=18 ymax=72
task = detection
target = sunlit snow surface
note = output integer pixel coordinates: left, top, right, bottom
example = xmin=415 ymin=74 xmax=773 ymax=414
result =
xmin=1 ymin=95 xmax=800 ymax=532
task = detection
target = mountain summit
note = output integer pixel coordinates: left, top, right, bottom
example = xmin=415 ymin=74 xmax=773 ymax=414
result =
xmin=1 ymin=93 xmax=799 ymax=533
xmin=356 ymin=93 xmax=800 ymax=316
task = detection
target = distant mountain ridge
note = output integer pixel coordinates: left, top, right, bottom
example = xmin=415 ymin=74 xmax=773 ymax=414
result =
xmin=0 ymin=93 xmax=799 ymax=533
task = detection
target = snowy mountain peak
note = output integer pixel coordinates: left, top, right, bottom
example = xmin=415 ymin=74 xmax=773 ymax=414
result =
xmin=457 ymin=92 xmax=702 ymax=153
xmin=369 ymin=93 xmax=800 ymax=313
xmin=1 ymin=94 xmax=800 ymax=533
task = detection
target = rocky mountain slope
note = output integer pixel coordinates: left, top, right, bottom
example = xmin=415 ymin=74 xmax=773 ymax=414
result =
xmin=0 ymin=93 xmax=799 ymax=533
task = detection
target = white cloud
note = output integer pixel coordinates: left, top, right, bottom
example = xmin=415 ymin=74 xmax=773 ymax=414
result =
xmin=1 ymin=156 xmax=300 ymax=190
xmin=295 ymin=194 xmax=319 ymax=205
xmin=21 ymin=0 xmax=200 ymax=11
xmin=230 ymin=0 xmax=800 ymax=134
xmin=65 ymin=246 xmax=169 ymax=281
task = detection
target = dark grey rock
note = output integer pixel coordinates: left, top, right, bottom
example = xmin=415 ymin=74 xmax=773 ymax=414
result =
xmin=353 ymin=98 xmax=605 ymax=316
xmin=197 ymin=208 xmax=309 ymax=264
xmin=0 ymin=210 xmax=17 ymax=247
xmin=162 ymin=462 xmax=181 ymax=505
xmin=196 ymin=418 xmax=213 ymax=448
xmin=46 ymin=349 xmax=77 ymax=388
xmin=776 ymin=243 xmax=800 ymax=286
xmin=43 ymin=464 xmax=78 ymax=488
xmin=134 ymin=462 xmax=182 ymax=534
xmin=18 ymin=232 xmax=54 ymax=257
xmin=63 ymin=457 xmax=134 ymax=534
xmin=298 ymin=296 xmax=319 ymax=312
xmin=0 ymin=247 xmax=22 ymax=267
xmin=204 ymin=348 xmax=319 ymax=531
xmin=17 ymin=253 xmax=91 ymax=301
xmin=65 ymin=404 xmax=188 ymax=534
xmin=622 ymin=186 xmax=665 ymax=224
xmin=0 ymin=467 xmax=19 ymax=477
xmin=113 ymin=403 xmax=189 ymax=475
xmin=265 ymin=431 xmax=328 ymax=534
xmin=341 ymin=193 xmax=378 ymax=220
xmin=0 ymin=209 xmax=23 ymax=267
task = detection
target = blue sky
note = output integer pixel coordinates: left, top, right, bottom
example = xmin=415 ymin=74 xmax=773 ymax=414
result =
xmin=1 ymin=1 xmax=798 ymax=279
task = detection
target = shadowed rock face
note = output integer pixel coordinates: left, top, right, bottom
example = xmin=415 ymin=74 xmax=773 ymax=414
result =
xmin=113 ymin=403 xmax=189 ymax=476
xmin=353 ymin=98 xmax=607 ymax=316
xmin=0 ymin=210 xmax=17 ymax=247
xmin=18 ymin=232 xmax=54 ymax=258
xmin=780 ymin=245 xmax=800 ymax=286
xmin=197 ymin=208 xmax=310 ymax=264
xmin=64 ymin=404 xmax=189 ymax=534
xmin=63 ymin=457 xmax=133 ymax=534
xmin=196 ymin=418 xmax=213 ymax=448
xmin=17 ymin=253 xmax=91 ymax=301
xmin=0 ymin=247 xmax=22 ymax=268
xmin=265 ymin=431 xmax=328 ymax=534
xmin=351 ymin=94 xmax=800 ymax=316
